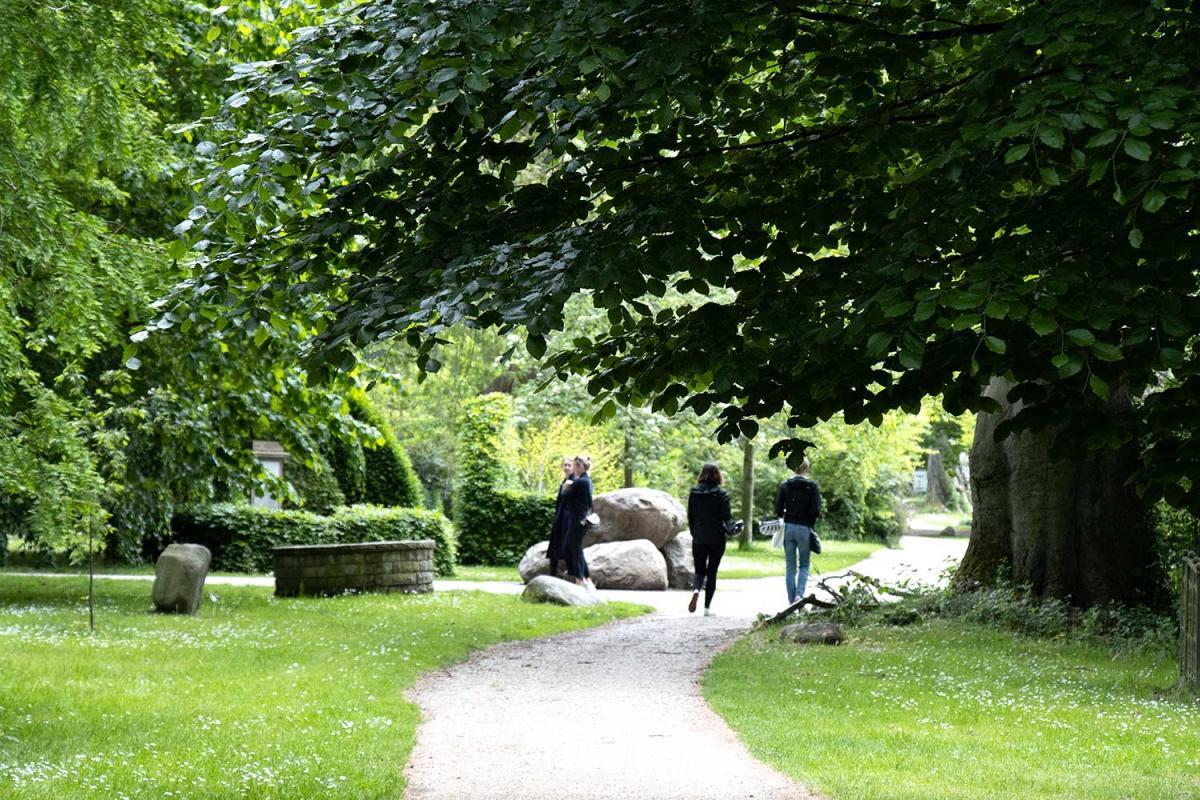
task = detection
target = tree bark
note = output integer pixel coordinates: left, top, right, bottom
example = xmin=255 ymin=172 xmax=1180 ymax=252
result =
xmin=926 ymin=451 xmax=953 ymax=507
xmin=623 ymin=425 xmax=634 ymax=488
xmin=955 ymin=378 xmax=1162 ymax=607
xmin=739 ymin=437 xmax=754 ymax=551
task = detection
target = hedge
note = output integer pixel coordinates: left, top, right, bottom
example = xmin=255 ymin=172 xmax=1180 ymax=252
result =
xmin=286 ymin=450 xmax=345 ymax=514
xmin=454 ymin=394 xmax=554 ymax=564
xmin=351 ymin=391 xmax=424 ymax=507
xmin=170 ymin=503 xmax=456 ymax=576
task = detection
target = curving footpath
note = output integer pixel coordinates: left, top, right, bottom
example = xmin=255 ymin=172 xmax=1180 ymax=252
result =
xmin=403 ymin=535 xmax=966 ymax=800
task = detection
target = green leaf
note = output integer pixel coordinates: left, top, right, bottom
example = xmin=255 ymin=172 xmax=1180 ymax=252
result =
xmin=1004 ymin=144 xmax=1030 ymax=164
xmin=526 ymin=334 xmax=547 ymax=359
xmin=579 ymin=56 xmax=602 ymax=74
xmin=594 ymin=83 xmax=611 ymax=102
xmin=984 ymin=336 xmax=1007 ymax=354
xmin=1160 ymin=314 xmax=1190 ymax=339
xmin=1159 ymin=348 xmax=1184 ymax=369
xmin=1141 ymin=189 xmax=1166 ymax=213
xmin=1066 ymin=328 xmax=1095 ymax=346
xmin=1051 ymin=353 xmax=1071 ymax=369
xmin=1057 ymin=356 xmax=1083 ymax=378
xmin=1029 ymin=313 xmax=1057 ymax=336
xmin=206 ymin=26 xmax=221 ymax=42
xmin=866 ymin=332 xmax=893 ymax=356
xmin=1128 ymin=227 xmax=1143 ymax=249
xmin=1090 ymin=342 xmax=1123 ymax=362
xmin=1085 ymin=130 xmax=1119 ymax=148
xmin=253 ymin=327 xmax=269 ymax=348
xmin=1089 ymin=374 xmax=1110 ymax=400
xmin=1037 ymin=127 xmax=1064 ymax=149
xmin=1123 ymin=138 xmax=1151 ymax=161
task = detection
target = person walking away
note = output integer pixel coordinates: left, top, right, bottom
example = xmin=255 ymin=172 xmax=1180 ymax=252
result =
xmin=546 ymin=456 xmax=575 ymax=577
xmin=775 ymin=457 xmax=821 ymax=604
xmin=564 ymin=454 xmax=594 ymax=587
xmin=687 ymin=463 xmax=732 ymax=616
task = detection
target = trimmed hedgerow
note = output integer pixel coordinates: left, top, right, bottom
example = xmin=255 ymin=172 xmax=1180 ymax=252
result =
xmin=170 ymin=503 xmax=456 ymax=575
xmin=322 ymin=433 xmax=367 ymax=505
xmin=454 ymin=394 xmax=554 ymax=565
xmin=330 ymin=505 xmax=456 ymax=576
xmin=350 ymin=392 xmax=424 ymax=508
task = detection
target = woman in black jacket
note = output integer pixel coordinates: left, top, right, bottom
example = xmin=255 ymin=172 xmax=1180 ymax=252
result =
xmin=564 ymin=454 xmax=594 ymax=587
xmin=546 ymin=456 xmax=575 ymax=577
xmin=686 ymin=463 xmax=732 ymax=616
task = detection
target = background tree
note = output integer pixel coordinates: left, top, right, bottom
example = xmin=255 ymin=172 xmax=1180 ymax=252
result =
xmin=183 ymin=0 xmax=1198 ymax=601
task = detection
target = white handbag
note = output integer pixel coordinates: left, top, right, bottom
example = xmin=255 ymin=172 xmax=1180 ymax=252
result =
xmin=768 ymin=519 xmax=785 ymax=549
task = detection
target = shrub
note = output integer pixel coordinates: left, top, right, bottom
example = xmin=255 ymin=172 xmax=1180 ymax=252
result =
xmin=286 ymin=451 xmax=346 ymax=514
xmin=454 ymin=394 xmax=554 ymax=564
xmin=170 ymin=503 xmax=456 ymax=575
xmin=350 ymin=392 xmax=424 ymax=508
xmin=171 ymin=504 xmax=333 ymax=573
xmin=322 ymin=434 xmax=367 ymax=505
xmin=330 ymin=505 xmax=456 ymax=576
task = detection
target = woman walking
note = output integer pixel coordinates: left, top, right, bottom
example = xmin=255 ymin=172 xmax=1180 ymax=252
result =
xmin=564 ymin=454 xmax=594 ymax=587
xmin=546 ymin=456 xmax=575 ymax=577
xmin=687 ymin=463 xmax=732 ymax=616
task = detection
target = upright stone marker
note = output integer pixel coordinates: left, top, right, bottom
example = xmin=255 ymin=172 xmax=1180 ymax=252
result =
xmin=153 ymin=543 xmax=212 ymax=615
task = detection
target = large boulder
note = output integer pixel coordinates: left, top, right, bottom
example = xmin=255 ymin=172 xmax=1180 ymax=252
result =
xmin=522 ymin=575 xmax=605 ymax=607
xmin=152 ymin=543 xmax=212 ymax=615
xmin=779 ymin=622 xmax=844 ymax=645
xmin=583 ymin=488 xmax=686 ymax=549
xmin=586 ymin=540 xmax=668 ymax=590
xmin=661 ymin=531 xmax=695 ymax=590
xmin=518 ymin=541 xmax=571 ymax=583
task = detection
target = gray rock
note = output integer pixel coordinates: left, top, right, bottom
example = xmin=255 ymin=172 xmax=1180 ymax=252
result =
xmin=661 ymin=531 xmax=695 ymax=590
xmin=521 ymin=575 xmax=605 ymax=607
xmin=779 ymin=621 xmax=844 ymax=645
xmin=518 ymin=541 xmax=571 ymax=584
xmin=583 ymin=488 xmax=687 ymax=549
xmin=586 ymin=540 xmax=668 ymax=591
xmin=152 ymin=544 xmax=212 ymax=615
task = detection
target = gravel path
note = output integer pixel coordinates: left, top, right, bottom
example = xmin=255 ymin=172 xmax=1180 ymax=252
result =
xmin=402 ymin=535 xmax=967 ymax=800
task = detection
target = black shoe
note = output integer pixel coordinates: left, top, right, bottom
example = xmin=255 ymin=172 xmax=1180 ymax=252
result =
xmin=688 ymin=592 xmax=699 ymax=613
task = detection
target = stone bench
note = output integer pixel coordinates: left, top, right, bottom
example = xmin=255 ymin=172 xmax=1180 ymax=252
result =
xmin=273 ymin=540 xmax=435 ymax=597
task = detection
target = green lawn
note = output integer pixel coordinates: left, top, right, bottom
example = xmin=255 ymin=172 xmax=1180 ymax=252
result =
xmin=0 ymin=575 xmax=643 ymax=799
xmin=720 ymin=539 xmax=884 ymax=579
xmin=446 ymin=564 xmax=522 ymax=582
xmin=705 ymin=620 xmax=1200 ymax=800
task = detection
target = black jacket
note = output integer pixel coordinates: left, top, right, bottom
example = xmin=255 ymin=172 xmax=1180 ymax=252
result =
xmin=565 ymin=472 xmax=593 ymax=530
xmin=775 ymin=475 xmax=821 ymax=527
xmin=688 ymin=482 xmax=732 ymax=545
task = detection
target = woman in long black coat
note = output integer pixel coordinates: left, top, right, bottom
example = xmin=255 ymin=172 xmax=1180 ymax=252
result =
xmin=546 ymin=456 xmax=575 ymax=577
xmin=687 ymin=463 xmax=732 ymax=616
xmin=563 ymin=454 xmax=594 ymax=587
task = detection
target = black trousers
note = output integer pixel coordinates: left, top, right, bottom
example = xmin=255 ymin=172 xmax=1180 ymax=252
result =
xmin=691 ymin=540 xmax=726 ymax=608
xmin=566 ymin=524 xmax=590 ymax=579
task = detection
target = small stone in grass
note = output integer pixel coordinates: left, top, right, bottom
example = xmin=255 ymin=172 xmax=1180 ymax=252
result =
xmin=779 ymin=621 xmax=844 ymax=645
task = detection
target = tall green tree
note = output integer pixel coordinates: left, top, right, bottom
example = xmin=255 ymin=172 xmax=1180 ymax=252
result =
xmin=0 ymin=1 xmax=355 ymax=561
xmin=184 ymin=0 xmax=1198 ymax=599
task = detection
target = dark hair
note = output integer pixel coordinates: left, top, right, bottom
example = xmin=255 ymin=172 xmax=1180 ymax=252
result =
xmin=697 ymin=463 xmax=723 ymax=485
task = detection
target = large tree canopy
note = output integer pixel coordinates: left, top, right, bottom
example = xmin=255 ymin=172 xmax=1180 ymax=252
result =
xmin=180 ymin=1 xmax=1200 ymax=507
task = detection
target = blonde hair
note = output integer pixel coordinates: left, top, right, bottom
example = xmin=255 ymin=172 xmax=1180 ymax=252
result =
xmin=573 ymin=453 xmax=592 ymax=472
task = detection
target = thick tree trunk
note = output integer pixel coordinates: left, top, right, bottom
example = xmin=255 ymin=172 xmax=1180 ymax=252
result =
xmin=955 ymin=378 xmax=1161 ymax=607
xmin=926 ymin=452 xmax=953 ymax=507
xmin=623 ymin=426 xmax=634 ymax=488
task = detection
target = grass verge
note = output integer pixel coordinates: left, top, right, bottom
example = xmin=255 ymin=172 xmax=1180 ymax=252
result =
xmin=704 ymin=619 xmax=1199 ymax=800
xmin=719 ymin=539 xmax=885 ymax=579
xmin=0 ymin=574 xmax=643 ymax=799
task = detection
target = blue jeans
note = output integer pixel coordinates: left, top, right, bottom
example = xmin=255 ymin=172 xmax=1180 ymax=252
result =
xmin=783 ymin=523 xmax=812 ymax=604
